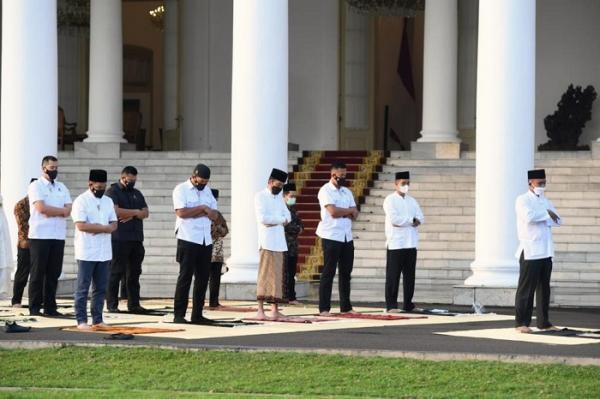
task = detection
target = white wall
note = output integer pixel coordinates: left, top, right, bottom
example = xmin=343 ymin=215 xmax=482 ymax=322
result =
xmin=536 ymin=0 xmax=600 ymax=147
xmin=289 ymin=0 xmax=339 ymax=150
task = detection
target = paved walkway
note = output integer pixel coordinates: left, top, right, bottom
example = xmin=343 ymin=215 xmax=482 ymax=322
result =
xmin=1 ymin=300 xmax=599 ymax=365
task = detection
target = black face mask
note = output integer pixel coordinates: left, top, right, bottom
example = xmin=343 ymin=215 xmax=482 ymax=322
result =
xmin=92 ymin=188 xmax=105 ymax=198
xmin=334 ymin=176 xmax=346 ymax=187
xmin=123 ymin=180 xmax=136 ymax=190
xmin=271 ymin=186 xmax=283 ymax=195
xmin=195 ymin=183 xmax=206 ymax=191
xmin=45 ymin=169 xmax=58 ymax=181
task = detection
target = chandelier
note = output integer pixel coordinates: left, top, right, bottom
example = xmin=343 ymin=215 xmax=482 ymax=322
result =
xmin=346 ymin=0 xmax=424 ymax=17
xmin=149 ymin=5 xmax=165 ymax=31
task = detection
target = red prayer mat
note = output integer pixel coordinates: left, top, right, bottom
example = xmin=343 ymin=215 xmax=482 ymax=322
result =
xmin=328 ymin=313 xmax=428 ymax=321
xmin=206 ymin=305 xmax=258 ymax=312
xmin=243 ymin=316 xmax=333 ymax=324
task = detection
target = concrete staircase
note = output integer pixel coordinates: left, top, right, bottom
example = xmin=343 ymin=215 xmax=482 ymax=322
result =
xmin=347 ymin=150 xmax=600 ymax=307
xmin=56 ymin=150 xmax=302 ymax=298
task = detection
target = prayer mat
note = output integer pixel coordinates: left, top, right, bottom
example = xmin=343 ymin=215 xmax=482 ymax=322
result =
xmin=62 ymin=325 xmax=185 ymax=334
xmin=329 ymin=313 xmax=427 ymax=321
xmin=407 ymin=308 xmax=463 ymax=317
xmin=243 ymin=316 xmax=333 ymax=324
xmin=534 ymin=328 xmax=600 ymax=338
xmin=206 ymin=305 xmax=258 ymax=312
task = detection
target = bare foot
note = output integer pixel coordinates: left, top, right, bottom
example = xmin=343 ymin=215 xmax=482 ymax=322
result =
xmin=253 ymin=311 xmax=268 ymax=320
xmin=340 ymin=310 xmax=358 ymax=315
xmin=385 ymin=309 xmax=401 ymax=314
xmin=288 ymin=300 xmax=302 ymax=306
xmin=77 ymin=323 xmax=91 ymax=331
xmin=268 ymin=311 xmax=286 ymax=320
xmin=319 ymin=311 xmax=333 ymax=317
xmin=92 ymin=322 xmax=109 ymax=329
xmin=515 ymin=326 xmax=533 ymax=333
xmin=11 ymin=303 xmax=22 ymax=308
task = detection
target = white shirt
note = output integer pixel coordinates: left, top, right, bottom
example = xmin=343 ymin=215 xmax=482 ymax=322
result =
xmin=316 ymin=182 xmax=356 ymax=242
xmin=28 ymin=177 xmax=72 ymax=240
xmin=383 ymin=192 xmax=424 ymax=250
xmin=515 ymin=190 xmax=561 ymax=260
xmin=172 ymin=180 xmax=217 ymax=245
xmin=255 ymin=188 xmax=291 ymax=252
xmin=71 ymin=190 xmax=117 ymax=262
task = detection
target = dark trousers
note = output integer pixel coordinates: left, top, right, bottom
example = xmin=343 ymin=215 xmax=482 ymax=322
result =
xmin=208 ymin=262 xmax=222 ymax=307
xmin=319 ymin=238 xmax=354 ymax=313
xmin=173 ymin=240 xmax=213 ymax=321
xmin=515 ymin=252 xmax=553 ymax=329
xmin=106 ymin=241 xmax=145 ymax=310
xmin=285 ymin=254 xmax=298 ymax=301
xmin=28 ymin=239 xmax=65 ymax=313
xmin=11 ymin=247 xmax=31 ymax=305
xmin=385 ymin=248 xmax=417 ymax=311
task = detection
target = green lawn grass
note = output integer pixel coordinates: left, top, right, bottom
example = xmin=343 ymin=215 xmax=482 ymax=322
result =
xmin=1 ymin=347 xmax=599 ymax=398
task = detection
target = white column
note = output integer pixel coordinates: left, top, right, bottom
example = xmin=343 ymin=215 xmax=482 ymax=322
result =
xmin=163 ymin=0 xmax=179 ymax=133
xmin=418 ymin=0 xmax=459 ymax=143
xmin=465 ymin=0 xmax=536 ymax=286
xmin=85 ymin=0 xmax=125 ymax=143
xmin=223 ymin=0 xmax=289 ymax=283
xmin=180 ymin=0 xmax=209 ymax=150
xmin=1 ymin=0 xmax=58 ymax=250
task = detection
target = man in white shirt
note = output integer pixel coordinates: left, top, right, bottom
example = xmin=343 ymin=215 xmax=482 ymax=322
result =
xmin=71 ymin=169 xmax=118 ymax=330
xmin=172 ymin=164 xmax=218 ymax=324
xmin=316 ymin=162 xmax=359 ymax=316
xmin=254 ymin=168 xmax=291 ymax=320
xmin=514 ymin=169 xmax=561 ymax=333
xmin=383 ymin=171 xmax=424 ymax=312
xmin=27 ymin=155 xmax=72 ymax=317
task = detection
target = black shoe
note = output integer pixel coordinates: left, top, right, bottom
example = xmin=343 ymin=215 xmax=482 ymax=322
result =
xmin=128 ymin=306 xmax=149 ymax=314
xmin=4 ymin=321 xmax=31 ymax=333
xmin=29 ymin=309 xmax=42 ymax=316
xmin=42 ymin=310 xmax=63 ymax=317
xmin=173 ymin=317 xmax=188 ymax=324
xmin=107 ymin=308 xmax=120 ymax=313
xmin=190 ymin=316 xmax=215 ymax=325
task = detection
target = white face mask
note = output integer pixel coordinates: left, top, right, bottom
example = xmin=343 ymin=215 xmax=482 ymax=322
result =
xmin=286 ymin=197 xmax=296 ymax=206
xmin=533 ymin=186 xmax=545 ymax=196
xmin=398 ymin=185 xmax=409 ymax=194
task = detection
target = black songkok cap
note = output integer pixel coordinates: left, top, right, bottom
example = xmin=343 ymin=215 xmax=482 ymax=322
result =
xmin=211 ymin=189 xmax=219 ymax=199
xmin=528 ymin=169 xmax=546 ymax=179
xmin=395 ymin=171 xmax=410 ymax=180
xmin=193 ymin=163 xmax=211 ymax=179
xmin=89 ymin=169 xmax=107 ymax=183
xmin=283 ymin=183 xmax=296 ymax=193
xmin=270 ymin=168 xmax=288 ymax=183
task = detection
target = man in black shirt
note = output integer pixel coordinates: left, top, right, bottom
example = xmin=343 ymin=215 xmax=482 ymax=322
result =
xmin=105 ymin=166 xmax=149 ymax=313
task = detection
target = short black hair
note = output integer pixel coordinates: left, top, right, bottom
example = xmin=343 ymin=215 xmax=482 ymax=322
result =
xmin=330 ymin=161 xmax=346 ymax=170
xmin=41 ymin=155 xmax=58 ymax=167
xmin=121 ymin=166 xmax=138 ymax=176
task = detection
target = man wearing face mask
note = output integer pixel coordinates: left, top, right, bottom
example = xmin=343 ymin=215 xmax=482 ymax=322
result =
xmin=105 ymin=166 xmax=149 ymax=314
xmin=514 ymin=169 xmax=561 ymax=333
xmin=172 ymin=164 xmax=218 ymax=324
xmin=383 ymin=171 xmax=424 ymax=313
xmin=71 ymin=169 xmax=118 ymax=330
xmin=254 ymin=168 xmax=291 ymax=320
xmin=316 ymin=162 xmax=359 ymax=316
xmin=282 ymin=183 xmax=304 ymax=305
xmin=27 ymin=156 xmax=72 ymax=317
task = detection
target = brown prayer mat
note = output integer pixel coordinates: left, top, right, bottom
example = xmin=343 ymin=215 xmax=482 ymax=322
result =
xmin=62 ymin=325 xmax=185 ymax=335
xmin=329 ymin=313 xmax=428 ymax=321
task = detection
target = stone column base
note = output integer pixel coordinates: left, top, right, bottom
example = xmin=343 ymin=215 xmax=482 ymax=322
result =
xmin=453 ymin=285 xmax=517 ymax=307
xmin=592 ymin=140 xmax=600 ymax=159
xmin=410 ymin=142 xmax=463 ymax=159
xmin=74 ymin=142 xmax=134 ymax=158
